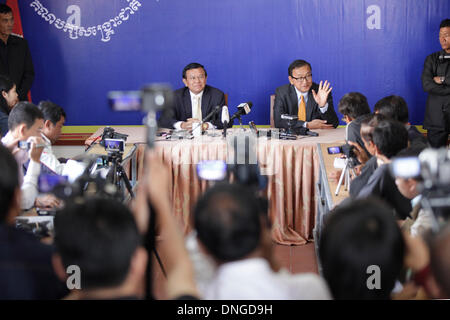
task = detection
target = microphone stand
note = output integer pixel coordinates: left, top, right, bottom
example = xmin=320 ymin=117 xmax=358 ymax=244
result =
xmin=237 ymin=115 xmax=244 ymax=131
xmin=223 ymin=121 xmax=228 ymax=138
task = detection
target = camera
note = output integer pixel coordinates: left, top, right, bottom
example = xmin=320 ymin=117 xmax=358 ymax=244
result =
xmin=15 ymin=216 xmax=53 ymax=239
xmin=108 ymin=85 xmax=173 ymax=113
xmin=108 ymin=91 xmax=141 ymax=111
xmin=197 ymin=160 xmax=227 ymax=181
xmin=390 ymin=147 xmax=450 ymax=228
xmin=327 ymin=143 xmax=356 ymax=158
xmin=104 ymin=138 xmax=125 ymax=153
xmin=100 ymin=127 xmax=128 ymax=148
xmin=389 ymin=157 xmax=421 ymax=180
xmin=17 ymin=140 xmax=46 ymax=150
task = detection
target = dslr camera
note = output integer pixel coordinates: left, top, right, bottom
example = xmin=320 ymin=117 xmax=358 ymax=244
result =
xmin=100 ymin=127 xmax=128 ymax=148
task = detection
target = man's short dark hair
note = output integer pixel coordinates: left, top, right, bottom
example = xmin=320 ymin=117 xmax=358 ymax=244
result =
xmin=374 ymin=95 xmax=409 ymax=124
xmin=372 ymin=119 xmax=408 ymax=159
xmin=338 ymin=92 xmax=371 ymax=119
xmin=430 ymin=223 xmax=450 ymax=298
xmin=319 ymin=198 xmax=405 ymax=300
xmin=194 ymin=183 xmax=264 ymax=262
xmin=440 ymin=19 xmax=450 ymax=29
xmin=0 ymin=144 xmax=19 ymax=223
xmin=54 ymin=197 xmax=141 ymax=290
xmin=0 ymin=4 xmax=12 ymax=14
xmin=288 ymin=60 xmax=312 ymax=77
xmin=38 ymin=101 xmax=66 ymax=125
xmin=8 ymin=101 xmax=43 ymax=131
xmin=360 ymin=113 xmax=386 ymax=143
xmin=182 ymin=62 xmax=207 ymax=79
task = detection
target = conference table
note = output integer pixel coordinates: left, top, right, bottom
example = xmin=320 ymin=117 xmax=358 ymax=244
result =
xmin=86 ymin=126 xmax=346 ymax=245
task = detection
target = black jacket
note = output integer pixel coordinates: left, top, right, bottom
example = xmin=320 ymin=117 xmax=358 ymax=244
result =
xmin=158 ymin=85 xmax=228 ymax=129
xmin=0 ymin=35 xmax=34 ymax=101
xmin=0 ymin=224 xmax=67 ymax=299
xmin=273 ymin=82 xmax=339 ymax=129
xmin=421 ymin=50 xmax=450 ymax=131
xmin=356 ymin=163 xmax=412 ymax=220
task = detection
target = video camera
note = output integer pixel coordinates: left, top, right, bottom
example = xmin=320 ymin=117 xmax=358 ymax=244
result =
xmin=100 ymin=127 xmax=128 ymax=148
xmin=327 ymin=143 xmax=356 ymax=159
xmin=390 ymin=147 xmax=450 ymax=229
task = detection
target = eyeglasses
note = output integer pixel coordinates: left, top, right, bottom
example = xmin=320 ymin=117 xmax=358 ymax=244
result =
xmin=291 ymin=73 xmax=312 ymax=82
xmin=187 ymin=75 xmax=206 ymax=81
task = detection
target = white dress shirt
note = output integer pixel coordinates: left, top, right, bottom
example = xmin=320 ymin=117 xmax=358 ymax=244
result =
xmin=203 ymin=257 xmax=331 ymax=300
xmin=294 ymin=87 xmax=328 ymax=127
xmin=174 ymin=90 xmax=213 ymax=129
xmin=40 ymin=133 xmax=65 ymax=175
xmin=1 ymin=132 xmax=41 ymax=210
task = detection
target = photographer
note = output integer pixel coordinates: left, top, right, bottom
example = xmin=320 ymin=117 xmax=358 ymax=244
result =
xmin=374 ymin=95 xmax=428 ymax=148
xmin=348 ymin=114 xmax=385 ymax=197
xmin=53 ymin=151 xmax=199 ymax=300
xmin=391 ymin=147 xmax=434 ymax=237
xmin=338 ymin=92 xmax=372 ymax=156
xmin=193 ymin=183 xmax=330 ymax=299
xmin=319 ymin=199 xmax=405 ymax=299
xmin=356 ymin=119 xmax=411 ymax=220
xmin=1 ymin=102 xmax=46 ymax=209
xmin=37 ymin=100 xmax=66 ymax=175
xmin=0 ymin=144 xmax=66 ymax=299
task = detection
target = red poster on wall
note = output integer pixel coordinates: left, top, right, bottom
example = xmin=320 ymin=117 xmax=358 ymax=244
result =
xmin=6 ymin=0 xmax=31 ymax=101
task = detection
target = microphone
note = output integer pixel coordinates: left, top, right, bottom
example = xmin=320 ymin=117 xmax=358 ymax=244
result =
xmin=221 ymin=106 xmax=230 ymax=137
xmin=190 ymin=105 xmax=221 ymax=135
xmin=229 ymin=102 xmax=253 ymax=122
xmin=221 ymin=106 xmax=230 ymax=126
xmin=202 ymin=105 xmax=222 ymax=123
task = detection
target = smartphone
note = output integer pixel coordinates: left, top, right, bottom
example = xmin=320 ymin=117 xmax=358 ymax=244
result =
xmin=38 ymin=174 xmax=68 ymax=193
xmin=197 ymin=160 xmax=227 ymax=181
xmin=107 ymin=91 xmax=141 ymax=111
xmin=104 ymin=138 xmax=125 ymax=152
xmin=327 ymin=146 xmax=342 ymax=154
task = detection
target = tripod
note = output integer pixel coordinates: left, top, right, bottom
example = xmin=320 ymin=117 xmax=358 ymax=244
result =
xmin=335 ymin=157 xmax=356 ymax=196
xmin=108 ymin=152 xmax=135 ymax=199
xmin=107 ymin=152 xmax=167 ymax=280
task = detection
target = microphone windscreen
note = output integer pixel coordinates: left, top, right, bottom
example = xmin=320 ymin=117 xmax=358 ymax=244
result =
xmin=221 ymin=106 xmax=230 ymax=123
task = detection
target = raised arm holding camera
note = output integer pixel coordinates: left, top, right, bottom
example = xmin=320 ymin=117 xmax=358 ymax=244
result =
xmin=1 ymin=102 xmax=46 ymax=210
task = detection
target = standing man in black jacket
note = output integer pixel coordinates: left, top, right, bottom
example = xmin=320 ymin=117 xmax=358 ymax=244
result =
xmin=0 ymin=4 xmax=34 ymax=102
xmin=274 ymin=59 xmax=339 ymax=130
xmin=422 ymin=19 xmax=450 ymax=148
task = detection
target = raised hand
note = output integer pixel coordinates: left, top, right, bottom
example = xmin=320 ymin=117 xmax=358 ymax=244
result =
xmin=312 ymin=80 xmax=332 ymax=107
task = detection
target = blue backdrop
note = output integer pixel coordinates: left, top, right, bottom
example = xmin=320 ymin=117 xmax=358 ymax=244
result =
xmin=17 ymin=0 xmax=450 ymax=125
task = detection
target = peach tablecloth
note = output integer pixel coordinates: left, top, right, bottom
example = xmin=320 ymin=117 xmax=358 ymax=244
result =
xmin=87 ymin=127 xmax=345 ymax=245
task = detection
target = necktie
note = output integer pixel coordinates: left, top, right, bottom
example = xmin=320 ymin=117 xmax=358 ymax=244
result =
xmin=298 ymin=95 xmax=306 ymax=121
xmin=193 ymin=96 xmax=202 ymax=120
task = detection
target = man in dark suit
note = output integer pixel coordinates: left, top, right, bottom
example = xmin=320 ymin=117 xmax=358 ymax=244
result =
xmin=356 ymin=120 xmax=411 ymax=220
xmin=158 ymin=62 xmax=227 ymax=130
xmin=421 ymin=18 xmax=450 ymax=148
xmin=274 ymin=59 xmax=339 ymax=130
xmin=0 ymin=4 xmax=34 ymax=101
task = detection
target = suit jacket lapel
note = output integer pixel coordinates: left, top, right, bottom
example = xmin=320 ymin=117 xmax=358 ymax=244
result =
xmin=306 ymin=90 xmax=315 ymax=121
xmin=201 ymin=86 xmax=211 ymax=118
xmin=183 ymin=89 xmax=192 ymax=119
xmin=289 ymin=85 xmax=298 ymax=115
